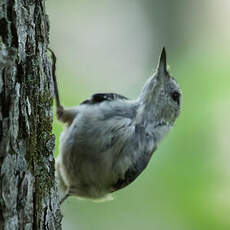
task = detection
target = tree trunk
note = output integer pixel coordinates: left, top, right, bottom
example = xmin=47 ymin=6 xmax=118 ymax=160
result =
xmin=0 ymin=0 xmax=62 ymax=229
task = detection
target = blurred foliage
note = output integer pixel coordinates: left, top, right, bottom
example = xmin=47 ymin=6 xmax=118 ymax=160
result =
xmin=48 ymin=0 xmax=230 ymax=229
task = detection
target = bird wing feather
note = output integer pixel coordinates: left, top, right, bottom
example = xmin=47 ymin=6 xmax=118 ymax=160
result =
xmin=81 ymin=93 xmax=128 ymax=105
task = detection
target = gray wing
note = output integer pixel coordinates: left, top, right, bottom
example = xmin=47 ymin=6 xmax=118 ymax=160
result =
xmin=111 ymin=125 xmax=157 ymax=192
xmin=111 ymin=150 xmax=154 ymax=192
xmin=81 ymin=93 xmax=128 ymax=105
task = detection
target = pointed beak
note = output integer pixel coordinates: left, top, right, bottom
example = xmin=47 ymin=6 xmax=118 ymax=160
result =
xmin=157 ymin=47 xmax=167 ymax=73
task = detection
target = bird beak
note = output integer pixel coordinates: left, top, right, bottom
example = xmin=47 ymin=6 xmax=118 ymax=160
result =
xmin=157 ymin=47 xmax=167 ymax=74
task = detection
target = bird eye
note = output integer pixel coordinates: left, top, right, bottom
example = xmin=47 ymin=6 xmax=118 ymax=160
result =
xmin=171 ymin=91 xmax=180 ymax=105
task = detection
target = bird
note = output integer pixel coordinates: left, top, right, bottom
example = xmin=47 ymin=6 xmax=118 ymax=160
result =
xmin=48 ymin=47 xmax=182 ymax=203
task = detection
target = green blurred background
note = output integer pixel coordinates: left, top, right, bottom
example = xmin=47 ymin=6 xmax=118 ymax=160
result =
xmin=47 ymin=0 xmax=230 ymax=229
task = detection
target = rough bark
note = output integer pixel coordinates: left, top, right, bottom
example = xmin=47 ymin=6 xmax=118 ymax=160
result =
xmin=0 ymin=0 xmax=62 ymax=229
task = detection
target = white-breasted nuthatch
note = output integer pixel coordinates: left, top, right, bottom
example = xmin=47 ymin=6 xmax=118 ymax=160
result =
xmin=49 ymin=48 xmax=182 ymax=203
